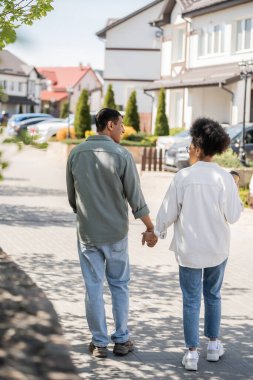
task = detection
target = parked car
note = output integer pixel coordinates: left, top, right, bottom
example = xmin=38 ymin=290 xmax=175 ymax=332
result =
xmin=7 ymin=113 xmax=53 ymax=136
xmin=15 ymin=117 xmax=54 ymax=136
xmin=28 ymin=113 xmax=97 ymax=142
xmin=164 ymin=138 xmax=191 ymax=170
xmin=28 ymin=115 xmax=76 ymax=143
xmin=164 ymin=122 xmax=253 ymax=170
xmin=226 ymin=123 xmax=253 ymax=160
xmin=156 ymin=130 xmax=190 ymax=150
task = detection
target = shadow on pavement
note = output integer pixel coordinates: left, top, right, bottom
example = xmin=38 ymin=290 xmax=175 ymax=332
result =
xmin=13 ymin=252 xmax=253 ymax=379
xmin=0 ymin=204 xmax=75 ymax=227
xmin=0 ymin=185 xmax=67 ymax=197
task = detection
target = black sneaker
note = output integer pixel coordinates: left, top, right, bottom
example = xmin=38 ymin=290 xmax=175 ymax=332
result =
xmin=113 ymin=340 xmax=134 ymax=356
xmin=89 ymin=342 xmax=108 ymax=358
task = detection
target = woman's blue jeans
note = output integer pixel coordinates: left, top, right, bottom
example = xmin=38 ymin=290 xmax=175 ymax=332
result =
xmin=77 ymin=236 xmax=130 ymax=347
xmin=179 ymin=259 xmax=227 ymax=348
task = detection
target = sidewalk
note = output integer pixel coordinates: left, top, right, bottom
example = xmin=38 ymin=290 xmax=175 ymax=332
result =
xmin=0 ymin=143 xmax=252 ymax=380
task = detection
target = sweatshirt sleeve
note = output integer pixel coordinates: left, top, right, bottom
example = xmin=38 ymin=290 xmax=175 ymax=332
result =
xmin=154 ymin=178 xmax=180 ymax=239
xmin=223 ymin=176 xmax=243 ymax=224
xmin=66 ymin=154 xmax=77 ymax=214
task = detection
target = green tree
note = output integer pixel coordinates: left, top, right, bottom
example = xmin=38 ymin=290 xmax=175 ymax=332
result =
xmin=0 ymin=85 xmax=8 ymax=102
xmin=60 ymin=101 xmax=69 ymax=118
xmin=103 ymin=84 xmax=117 ymax=109
xmin=123 ymin=90 xmax=140 ymax=131
xmin=0 ymin=0 xmax=54 ymax=49
xmin=74 ymin=89 xmax=91 ymax=138
xmin=154 ymin=88 xmax=169 ymax=136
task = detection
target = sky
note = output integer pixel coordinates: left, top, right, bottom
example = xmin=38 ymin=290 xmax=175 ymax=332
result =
xmin=7 ymin=0 xmax=153 ymax=70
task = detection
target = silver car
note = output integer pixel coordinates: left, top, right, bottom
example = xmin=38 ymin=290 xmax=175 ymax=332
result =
xmin=164 ymin=138 xmax=190 ymax=170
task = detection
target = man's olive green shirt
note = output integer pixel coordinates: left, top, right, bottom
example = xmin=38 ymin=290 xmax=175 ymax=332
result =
xmin=66 ymin=135 xmax=149 ymax=245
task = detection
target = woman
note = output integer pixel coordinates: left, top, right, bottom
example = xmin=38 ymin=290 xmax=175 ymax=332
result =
xmin=143 ymin=118 xmax=242 ymax=371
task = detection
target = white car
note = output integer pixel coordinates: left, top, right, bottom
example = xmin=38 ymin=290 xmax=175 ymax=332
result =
xmin=28 ymin=113 xmax=97 ymax=143
xmin=28 ymin=115 xmax=75 ymax=143
xmin=156 ymin=130 xmax=190 ymax=150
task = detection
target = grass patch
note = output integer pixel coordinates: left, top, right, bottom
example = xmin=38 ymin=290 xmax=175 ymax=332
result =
xmin=61 ymin=138 xmax=85 ymax=145
xmin=239 ymin=186 xmax=250 ymax=208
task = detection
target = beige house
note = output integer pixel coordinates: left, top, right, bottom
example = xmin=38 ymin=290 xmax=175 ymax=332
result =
xmin=146 ymin=0 xmax=253 ymax=131
xmin=97 ymin=0 xmax=165 ymax=132
xmin=0 ymin=50 xmax=45 ymax=115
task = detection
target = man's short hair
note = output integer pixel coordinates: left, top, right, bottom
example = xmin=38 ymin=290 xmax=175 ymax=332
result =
xmin=95 ymin=108 xmax=122 ymax=132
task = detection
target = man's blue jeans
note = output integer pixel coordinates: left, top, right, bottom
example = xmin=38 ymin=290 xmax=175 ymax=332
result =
xmin=77 ymin=236 xmax=130 ymax=347
xmin=179 ymin=259 xmax=227 ymax=348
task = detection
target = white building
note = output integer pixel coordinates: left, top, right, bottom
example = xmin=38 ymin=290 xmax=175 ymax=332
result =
xmin=97 ymin=0 xmax=165 ymax=132
xmin=146 ymin=0 xmax=253 ymax=131
xmin=0 ymin=50 xmax=45 ymax=115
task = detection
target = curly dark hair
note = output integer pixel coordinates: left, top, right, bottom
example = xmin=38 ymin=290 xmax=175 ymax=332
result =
xmin=190 ymin=117 xmax=230 ymax=156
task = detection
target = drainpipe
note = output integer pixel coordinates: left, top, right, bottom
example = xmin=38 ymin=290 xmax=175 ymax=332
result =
xmin=144 ymin=90 xmax=155 ymax=133
xmin=219 ymin=82 xmax=234 ymax=101
xmin=219 ymin=82 xmax=234 ymax=125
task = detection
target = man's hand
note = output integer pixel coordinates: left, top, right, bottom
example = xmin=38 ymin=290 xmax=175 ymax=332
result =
xmin=142 ymin=230 xmax=158 ymax=247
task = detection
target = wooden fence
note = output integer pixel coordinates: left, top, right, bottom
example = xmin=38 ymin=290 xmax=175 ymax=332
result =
xmin=141 ymin=147 xmax=164 ymax=172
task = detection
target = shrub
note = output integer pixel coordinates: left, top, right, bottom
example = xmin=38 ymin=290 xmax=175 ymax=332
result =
xmin=103 ymin=84 xmax=117 ymax=109
xmin=213 ymin=148 xmax=244 ymax=168
xmin=74 ymin=89 xmax=91 ymax=138
xmin=56 ymin=127 xmax=76 ymax=140
xmin=155 ymin=88 xmax=169 ymax=136
xmin=170 ymin=127 xmax=185 ymax=136
xmin=121 ymin=133 xmax=157 ymax=147
xmin=122 ymin=126 xmax=137 ymax=140
xmin=85 ymin=130 xmax=96 ymax=138
xmin=124 ymin=91 xmax=140 ymax=131
xmin=60 ymin=101 xmax=69 ymax=118
xmin=239 ymin=187 xmax=250 ymax=208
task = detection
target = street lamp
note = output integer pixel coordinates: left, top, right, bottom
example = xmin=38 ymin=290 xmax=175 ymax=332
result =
xmin=238 ymin=59 xmax=253 ymax=166
xmin=66 ymin=87 xmax=74 ymax=139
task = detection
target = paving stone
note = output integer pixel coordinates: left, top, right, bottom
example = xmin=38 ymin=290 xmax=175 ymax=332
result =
xmin=0 ymin=143 xmax=252 ymax=379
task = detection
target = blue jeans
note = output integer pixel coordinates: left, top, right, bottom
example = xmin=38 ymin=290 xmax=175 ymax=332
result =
xmin=179 ymin=259 xmax=227 ymax=348
xmin=77 ymin=236 xmax=130 ymax=347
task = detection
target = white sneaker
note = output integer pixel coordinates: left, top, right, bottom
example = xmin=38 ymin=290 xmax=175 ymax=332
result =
xmin=182 ymin=350 xmax=199 ymax=371
xmin=207 ymin=340 xmax=224 ymax=362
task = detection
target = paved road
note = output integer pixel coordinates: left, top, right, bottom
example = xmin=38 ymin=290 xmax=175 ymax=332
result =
xmin=0 ymin=142 xmax=252 ymax=380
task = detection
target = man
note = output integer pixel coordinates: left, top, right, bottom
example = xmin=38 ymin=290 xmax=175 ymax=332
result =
xmin=66 ymin=108 xmax=154 ymax=358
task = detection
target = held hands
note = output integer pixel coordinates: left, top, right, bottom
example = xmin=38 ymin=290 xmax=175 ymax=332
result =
xmin=142 ymin=229 xmax=158 ymax=248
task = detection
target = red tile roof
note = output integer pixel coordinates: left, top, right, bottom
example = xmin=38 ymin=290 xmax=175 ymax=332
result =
xmin=37 ymin=66 xmax=90 ymax=90
xmin=40 ymin=90 xmax=67 ymax=102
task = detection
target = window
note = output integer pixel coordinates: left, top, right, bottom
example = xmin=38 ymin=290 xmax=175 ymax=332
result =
xmin=18 ymin=83 xmax=22 ymax=92
xmin=0 ymin=80 xmax=7 ymax=89
xmin=198 ymin=29 xmax=205 ymax=56
xmin=173 ymin=28 xmax=185 ymax=62
xmin=198 ymin=25 xmax=225 ymax=56
xmin=246 ymin=129 xmax=253 ymax=144
xmin=236 ymin=18 xmax=252 ymax=51
xmin=10 ymin=81 xmax=14 ymax=91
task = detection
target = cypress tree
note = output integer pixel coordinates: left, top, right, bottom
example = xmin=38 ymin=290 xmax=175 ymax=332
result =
xmin=123 ymin=90 xmax=140 ymax=131
xmin=154 ymin=88 xmax=169 ymax=136
xmin=103 ymin=84 xmax=117 ymax=109
xmin=60 ymin=101 xmax=69 ymax=118
xmin=74 ymin=89 xmax=91 ymax=138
